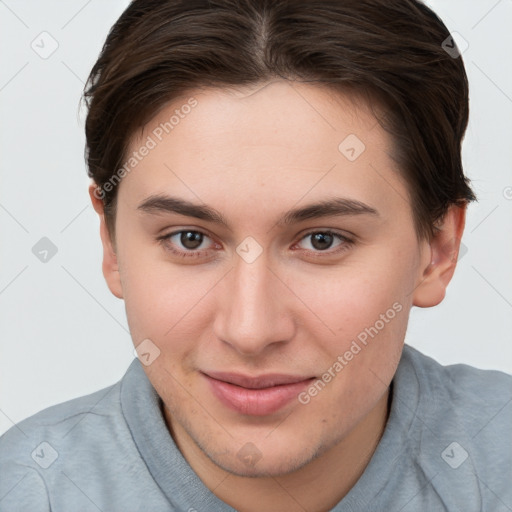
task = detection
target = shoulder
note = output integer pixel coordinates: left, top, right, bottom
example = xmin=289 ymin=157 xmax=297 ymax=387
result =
xmin=402 ymin=344 xmax=512 ymax=419
xmin=398 ymin=345 xmax=512 ymax=507
xmin=0 ymin=379 xmax=123 ymax=450
xmin=0 ymin=378 xmax=124 ymax=509
xmin=0 ymin=360 xmax=173 ymax=510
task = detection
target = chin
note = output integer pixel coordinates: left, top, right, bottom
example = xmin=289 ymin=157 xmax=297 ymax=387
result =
xmin=212 ymin=452 xmax=312 ymax=478
xmin=201 ymin=434 xmax=328 ymax=478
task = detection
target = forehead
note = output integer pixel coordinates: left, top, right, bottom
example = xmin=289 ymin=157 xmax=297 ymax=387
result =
xmin=119 ymin=80 xmax=409 ymax=221
xmin=140 ymin=80 xmax=388 ymax=155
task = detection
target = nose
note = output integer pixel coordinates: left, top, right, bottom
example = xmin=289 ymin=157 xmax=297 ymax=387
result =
xmin=213 ymin=250 xmax=295 ymax=357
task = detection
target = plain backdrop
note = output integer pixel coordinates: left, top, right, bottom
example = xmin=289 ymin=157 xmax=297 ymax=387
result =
xmin=1 ymin=0 xmax=511 ymax=436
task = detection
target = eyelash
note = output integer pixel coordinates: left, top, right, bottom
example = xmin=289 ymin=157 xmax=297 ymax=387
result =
xmin=157 ymin=229 xmax=354 ymax=260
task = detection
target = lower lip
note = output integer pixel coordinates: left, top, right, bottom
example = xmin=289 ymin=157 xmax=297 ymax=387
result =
xmin=204 ymin=375 xmax=314 ymax=416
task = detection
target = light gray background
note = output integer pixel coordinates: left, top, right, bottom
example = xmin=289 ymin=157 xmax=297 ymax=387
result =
xmin=1 ymin=0 xmax=511 ymax=436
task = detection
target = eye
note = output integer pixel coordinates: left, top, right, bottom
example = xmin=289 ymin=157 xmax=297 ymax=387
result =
xmin=158 ymin=229 xmax=217 ymax=258
xmin=157 ymin=228 xmax=354 ymax=261
xmin=295 ymin=230 xmax=353 ymax=255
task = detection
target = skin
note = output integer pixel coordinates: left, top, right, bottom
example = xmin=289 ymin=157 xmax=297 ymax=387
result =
xmin=90 ymin=80 xmax=466 ymax=512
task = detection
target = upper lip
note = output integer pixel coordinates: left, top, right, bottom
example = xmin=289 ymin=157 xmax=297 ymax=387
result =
xmin=203 ymin=371 xmax=314 ymax=389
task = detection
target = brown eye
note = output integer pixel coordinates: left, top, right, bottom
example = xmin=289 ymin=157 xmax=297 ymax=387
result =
xmin=298 ymin=231 xmax=346 ymax=252
xmin=180 ymin=230 xmax=203 ymax=250
xmin=310 ymin=232 xmax=334 ymax=251
xmin=158 ymin=229 xmax=215 ymax=259
xmin=293 ymin=230 xmax=354 ymax=259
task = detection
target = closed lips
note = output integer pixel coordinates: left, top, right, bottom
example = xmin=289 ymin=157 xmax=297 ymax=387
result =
xmin=203 ymin=371 xmax=316 ymax=416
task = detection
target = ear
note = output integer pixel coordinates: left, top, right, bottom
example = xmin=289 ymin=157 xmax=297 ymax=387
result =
xmin=412 ymin=204 xmax=467 ymax=308
xmin=88 ymin=183 xmax=123 ymax=299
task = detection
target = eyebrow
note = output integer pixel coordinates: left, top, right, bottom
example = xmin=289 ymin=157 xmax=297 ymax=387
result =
xmin=137 ymin=194 xmax=379 ymax=228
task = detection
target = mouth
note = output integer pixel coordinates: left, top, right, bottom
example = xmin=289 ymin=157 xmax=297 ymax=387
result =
xmin=202 ymin=371 xmax=316 ymax=416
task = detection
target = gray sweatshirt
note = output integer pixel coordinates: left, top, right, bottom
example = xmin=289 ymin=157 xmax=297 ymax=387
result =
xmin=1 ymin=344 xmax=511 ymax=511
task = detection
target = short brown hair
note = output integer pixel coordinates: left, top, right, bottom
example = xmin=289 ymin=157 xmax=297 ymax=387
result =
xmin=84 ymin=0 xmax=476 ymax=240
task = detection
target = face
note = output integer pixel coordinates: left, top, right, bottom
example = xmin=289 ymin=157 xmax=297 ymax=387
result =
xmin=97 ymin=80 xmax=444 ymax=477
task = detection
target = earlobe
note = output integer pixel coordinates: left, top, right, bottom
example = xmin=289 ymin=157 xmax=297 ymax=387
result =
xmin=88 ymin=183 xmax=123 ymax=299
xmin=412 ymin=204 xmax=467 ymax=308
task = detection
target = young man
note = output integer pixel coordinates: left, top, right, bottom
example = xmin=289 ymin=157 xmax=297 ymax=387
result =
xmin=1 ymin=0 xmax=511 ymax=510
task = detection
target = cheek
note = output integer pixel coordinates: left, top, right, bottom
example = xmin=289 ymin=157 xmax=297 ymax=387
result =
xmin=117 ymin=242 xmax=177 ymax=342
xmin=289 ymin=253 xmax=413 ymax=343
xmin=119 ymin=243 xmax=219 ymax=355
xmin=314 ymin=255 xmax=412 ymax=399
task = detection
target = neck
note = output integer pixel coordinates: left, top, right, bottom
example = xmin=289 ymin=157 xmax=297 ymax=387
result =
xmin=166 ymin=387 xmax=391 ymax=512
